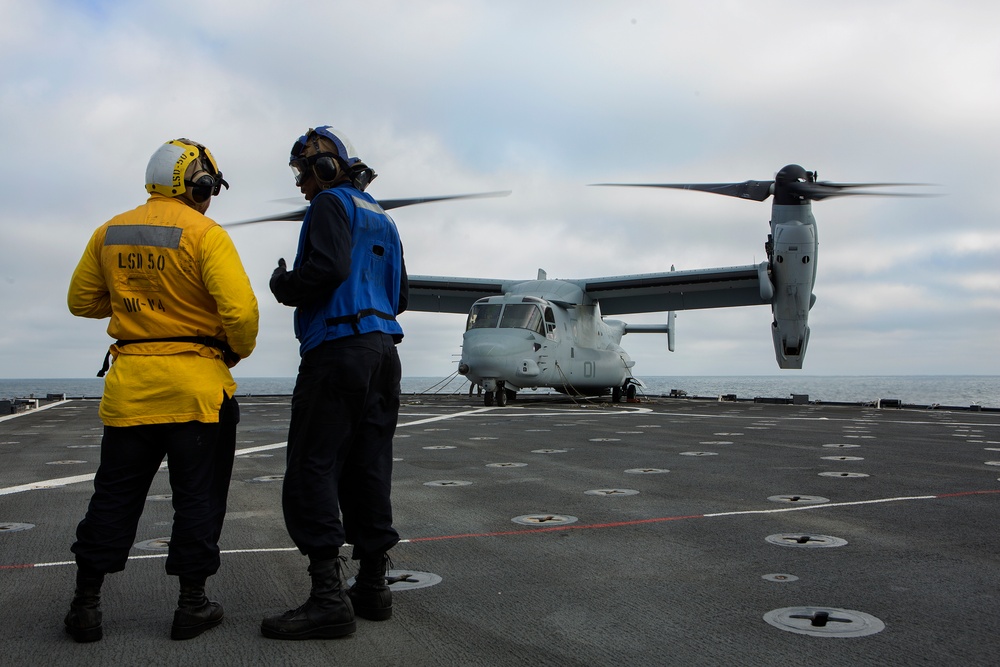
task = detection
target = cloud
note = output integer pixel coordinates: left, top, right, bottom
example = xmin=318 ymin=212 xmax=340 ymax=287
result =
xmin=2 ymin=0 xmax=998 ymax=380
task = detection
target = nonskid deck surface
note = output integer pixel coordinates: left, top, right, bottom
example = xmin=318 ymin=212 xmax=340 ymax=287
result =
xmin=2 ymin=395 xmax=999 ymax=665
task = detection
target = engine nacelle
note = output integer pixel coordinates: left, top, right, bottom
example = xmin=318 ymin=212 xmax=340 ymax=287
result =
xmin=767 ymin=216 xmax=817 ymax=369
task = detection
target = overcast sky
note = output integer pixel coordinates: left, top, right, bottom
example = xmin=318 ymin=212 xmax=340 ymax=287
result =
xmin=2 ymin=0 xmax=998 ymax=381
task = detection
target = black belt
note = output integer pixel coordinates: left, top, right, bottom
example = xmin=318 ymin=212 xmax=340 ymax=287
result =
xmin=97 ymin=336 xmax=237 ymax=377
xmin=326 ymin=309 xmax=395 ymax=336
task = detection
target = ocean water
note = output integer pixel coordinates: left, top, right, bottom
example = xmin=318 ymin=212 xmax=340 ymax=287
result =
xmin=2 ymin=375 xmax=997 ymax=408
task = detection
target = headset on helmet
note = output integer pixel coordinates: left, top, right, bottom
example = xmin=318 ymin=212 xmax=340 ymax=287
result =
xmin=289 ymin=126 xmax=377 ymax=191
xmin=145 ymin=139 xmax=229 ymax=203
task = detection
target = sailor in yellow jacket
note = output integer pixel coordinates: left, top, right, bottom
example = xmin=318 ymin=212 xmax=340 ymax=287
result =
xmin=64 ymin=138 xmax=259 ymax=643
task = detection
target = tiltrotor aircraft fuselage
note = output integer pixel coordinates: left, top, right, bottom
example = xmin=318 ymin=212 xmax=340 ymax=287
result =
xmin=410 ymin=164 xmax=882 ymax=406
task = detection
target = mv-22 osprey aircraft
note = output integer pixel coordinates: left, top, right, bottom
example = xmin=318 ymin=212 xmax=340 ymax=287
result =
xmin=230 ymin=165 xmax=925 ymax=406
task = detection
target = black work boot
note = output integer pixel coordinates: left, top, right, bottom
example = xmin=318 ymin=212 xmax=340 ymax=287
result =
xmin=348 ymin=554 xmax=393 ymax=621
xmin=171 ymin=577 xmax=224 ymax=640
xmin=64 ymin=569 xmax=104 ymax=643
xmin=261 ymin=557 xmax=356 ymax=640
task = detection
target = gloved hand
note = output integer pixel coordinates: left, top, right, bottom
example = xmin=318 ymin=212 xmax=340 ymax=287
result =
xmin=271 ymin=257 xmax=287 ymax=283
xmin=268 ymin=257 xmax=292 ymax=305
xmin=270 ymin=257 xmax=288 ymax=296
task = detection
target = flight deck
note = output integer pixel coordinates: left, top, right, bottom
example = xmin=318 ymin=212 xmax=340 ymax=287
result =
xmin=2 ymin=395 xmax=999 ymax=665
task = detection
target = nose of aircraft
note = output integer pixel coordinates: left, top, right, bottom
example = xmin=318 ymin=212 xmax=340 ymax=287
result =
xmin=460 ymin=330 xmax=536 ymax=378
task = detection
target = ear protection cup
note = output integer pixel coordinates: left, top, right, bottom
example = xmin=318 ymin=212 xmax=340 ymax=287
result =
xmin=312 ymin=155 xmax=342 ymax=183
xmin=187 ymin=167 xmax=225 ymax=203
xmin=189 ymin=174 xmax=215 ymax=203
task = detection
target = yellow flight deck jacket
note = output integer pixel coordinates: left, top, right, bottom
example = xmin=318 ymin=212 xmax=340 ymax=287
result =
xmin=68 ymin=194 xmax=259 ymax=427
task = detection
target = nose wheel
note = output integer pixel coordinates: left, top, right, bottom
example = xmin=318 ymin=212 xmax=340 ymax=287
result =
xmin=483 ymin=382 xmax=513 ymax=407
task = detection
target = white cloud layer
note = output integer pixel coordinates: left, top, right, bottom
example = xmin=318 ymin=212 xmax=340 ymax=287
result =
xmin=2 ymin=0 xmax=998 ymax=379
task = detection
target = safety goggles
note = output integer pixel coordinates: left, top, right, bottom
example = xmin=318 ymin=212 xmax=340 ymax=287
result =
xmin=289 ymin=157 xmax=311 ymax=186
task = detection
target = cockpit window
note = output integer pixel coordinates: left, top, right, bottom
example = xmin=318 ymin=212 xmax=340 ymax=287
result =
xmin=499 ymin=304 xmax=544 ymax=335
xmin=467 ymin=303 xmax=502 ymax=330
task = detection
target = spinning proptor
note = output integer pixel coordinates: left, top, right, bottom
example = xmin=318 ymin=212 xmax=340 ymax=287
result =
xmin=594 ymin=165 xmax=934 ymax=369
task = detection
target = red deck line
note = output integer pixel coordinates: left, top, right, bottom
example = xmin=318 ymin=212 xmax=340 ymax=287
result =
xmin=3 ymin=489 xmax=997 ymax=570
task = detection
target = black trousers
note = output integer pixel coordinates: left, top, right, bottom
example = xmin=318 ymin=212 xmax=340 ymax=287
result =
xmin=283 ymin=332 xmax=401 ymax=561
xmin=71 ymin=395 xmax=238 ymax=579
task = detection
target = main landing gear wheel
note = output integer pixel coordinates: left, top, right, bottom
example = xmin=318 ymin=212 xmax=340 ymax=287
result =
xmin=614 ymin=381 xmax=638 ymax=403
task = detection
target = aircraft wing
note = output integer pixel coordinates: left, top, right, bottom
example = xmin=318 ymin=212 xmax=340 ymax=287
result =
xmin=408 ymin=264 xmax=770 ymax=316
xmin=579 ymin=264 xmax=769 ymax=315
xmin=407 ymin=276 xmax=507 ymax=314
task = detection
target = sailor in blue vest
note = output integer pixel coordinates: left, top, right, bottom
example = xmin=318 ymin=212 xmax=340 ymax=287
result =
xmin=263 ymin=126 xmax=407 ymax=640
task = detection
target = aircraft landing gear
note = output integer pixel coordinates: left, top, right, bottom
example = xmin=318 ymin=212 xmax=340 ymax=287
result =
xmin=614 ymin=380 xmax=639 ymax=403
xmin=484 ymin=382 xmax=513 ymax=407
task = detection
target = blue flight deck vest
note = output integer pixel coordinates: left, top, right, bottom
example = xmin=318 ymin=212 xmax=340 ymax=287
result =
xmin=292 ymin=186 xmax=404 ymax=355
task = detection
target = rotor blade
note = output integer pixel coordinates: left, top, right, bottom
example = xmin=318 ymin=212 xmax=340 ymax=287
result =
xmin=223 ymin=208 xmax=308 ymax=227
xmin=815 ymin=181 xmax=936 ymax=189
xmin=223 ymin=190 xmax=510 ymax=227
xmin=788 ymin=182 xmax=940 ymax=201
xmin=264 ymin=191 xmax=513 ymax=210
xmin=379 ymin=190 xmax=511 ymax=210
xmin=592 ymin=180 xmax=775 ymax=202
